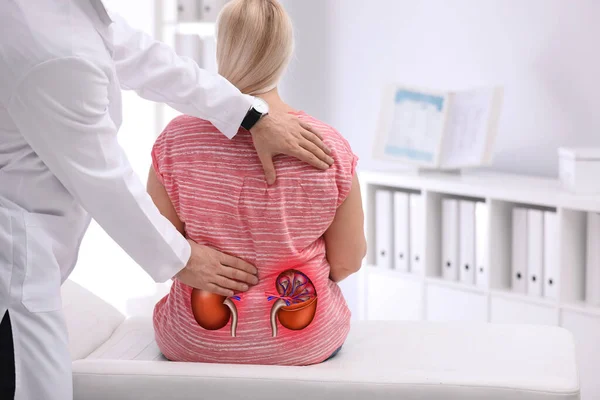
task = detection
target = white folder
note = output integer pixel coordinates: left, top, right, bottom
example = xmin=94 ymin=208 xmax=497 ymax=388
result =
xmin=459 ymin=200 xmax=476 ymax=285
xmin=375 ymin=190 xmax=394 ymax=270
xmin=393 ymin=192 xmax=410 ymax=272
xmin=586 ymin=212 xmax=600 ymax=306
xmin=409 ymin=194 xmax=424 ymax=275
xmin=475 ymin=202 xmax=489 ymax=288
xmin=441 ymin=199 xmax=459 ymax=281
xmin=527 ymin=209 xmax=544 ymax=297
xmin=543 ymin=211 xmax=559 ymax=300
xmin=512 ymin=208 xmax=528 ymax=294
xmin=201 ymin=0 xmax=228 ymax=22
xmin=177 ymin=0 xmax=202 ymax=22
xmin=177 ymin=0 xmax=226 ymax=22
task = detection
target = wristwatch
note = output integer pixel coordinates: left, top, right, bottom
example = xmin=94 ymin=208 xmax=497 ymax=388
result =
xmin=241 ymin=97 xmax=269 ymax=130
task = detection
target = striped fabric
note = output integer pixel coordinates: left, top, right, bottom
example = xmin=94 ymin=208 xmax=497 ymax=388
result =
xmin=151 ymin=111 xmax=357 ymax=366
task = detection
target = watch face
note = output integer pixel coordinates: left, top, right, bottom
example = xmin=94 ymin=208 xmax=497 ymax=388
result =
xmin=254 ymin=98 xmax=269 ymax=114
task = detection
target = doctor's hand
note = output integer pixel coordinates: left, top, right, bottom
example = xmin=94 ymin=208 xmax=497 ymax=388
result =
xmin=250 ymin=111 xmax=334 ymax=185
xmin=175 ymin=240 xmax=259 ymax=297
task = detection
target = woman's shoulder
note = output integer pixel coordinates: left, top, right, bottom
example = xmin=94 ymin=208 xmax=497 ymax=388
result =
xmin=294 ymin=112 xmax=358 ymax=207
xmin=161 ymin=115 xmax=221 ymax=139
xmin=294 ymin=112 xmax=355 ymax=164
xmin=154 ymin=114 xmax=237 ymax=155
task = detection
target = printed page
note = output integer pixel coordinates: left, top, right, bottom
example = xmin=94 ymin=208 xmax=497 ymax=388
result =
xmin=383 ymin=88 xmax=446 ymax=165
xmin=441 ymin=87 xmax=502 ymax=168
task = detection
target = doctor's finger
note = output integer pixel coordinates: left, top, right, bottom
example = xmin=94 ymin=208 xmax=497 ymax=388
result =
xmin=219 ymin=264 xmax=259 ymax=286
xmin=299 ymin=121 xmax=324 ymax=141
xmin=300 ymin=123 xmax=330 ymax=154
xmin=292 ymin=147 xmax=330 ymax=171
xmin=300 ymin=139 xmax=334 ymax=166
xmin=301 ymin=130 xmax=331 ymax=157
xmin=220 ymin=253 xmax=258 ymax=276
xmin=213 ymin=274 xmax=251 ymax=292
xmin=205 ymin=283 xmax=235 ymax=298
xmin=257 ymin=150 xmax=277 ymax=185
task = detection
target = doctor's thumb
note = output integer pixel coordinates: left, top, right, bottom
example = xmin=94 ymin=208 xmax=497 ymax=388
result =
xmin=259 ymin=153 xmax=277 ymax=185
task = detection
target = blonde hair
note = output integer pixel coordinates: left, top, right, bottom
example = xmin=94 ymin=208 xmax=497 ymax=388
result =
xmin=216 ymin=0 xmax=294 ymax=95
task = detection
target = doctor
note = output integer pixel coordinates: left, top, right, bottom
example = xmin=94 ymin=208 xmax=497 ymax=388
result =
xmin=0 ymin=0 xmax=333 ymax=399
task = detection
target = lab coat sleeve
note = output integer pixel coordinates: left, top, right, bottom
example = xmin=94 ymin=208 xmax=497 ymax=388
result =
xmin=110 ymin=13 xmax=253 ymax=139
xmin=7 ymin=56 xmax=191 ymax=283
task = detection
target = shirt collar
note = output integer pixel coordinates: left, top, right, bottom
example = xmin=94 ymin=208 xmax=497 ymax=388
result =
xmin=90 ymin=0 xmax=114 ymax=26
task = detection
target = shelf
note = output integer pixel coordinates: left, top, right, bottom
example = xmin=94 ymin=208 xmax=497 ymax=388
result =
xmin=359 ymin=170 xmax=600 ymax=212
xmin=365 ymin=265 xmax=422 ymax=281
xmin=426 ymin=277 xmax=486 ymax=295
xmin=561 ymin=302 xmax=600 ymax=318
xmin=490 ymin=289 xmax=558 ymax=308
xmin=167 ymin=21 xmax=216 ymax=37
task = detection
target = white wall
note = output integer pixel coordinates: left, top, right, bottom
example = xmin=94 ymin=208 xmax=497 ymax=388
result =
xmin=69 ymin=0 xmax=170 ymax=316
xmin=281 ymin=0 xmax=600 ymax=177
xmin=278 ymin=1 xmax=335 ymax=123
xmin=71 ymin=0 xmax=600 ymax=315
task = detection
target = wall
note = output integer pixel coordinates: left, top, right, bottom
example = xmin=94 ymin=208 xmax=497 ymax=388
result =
xmin=70 ymin=0 xmax=600 ymax=316
xmin=280 ymin=0 xmax=600 ymax=178
xmin=278 ymin=0 xmax=335 ymax=123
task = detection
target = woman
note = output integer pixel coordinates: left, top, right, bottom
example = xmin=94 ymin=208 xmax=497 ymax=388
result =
xmin=148 ymin=0 xmax=366 ymax=366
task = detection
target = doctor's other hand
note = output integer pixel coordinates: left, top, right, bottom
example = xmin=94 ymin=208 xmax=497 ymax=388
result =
xmin=175 ymin=239 xmax=259 ymax=297
xmin=250 ymin=110 xmax=334 ymax=185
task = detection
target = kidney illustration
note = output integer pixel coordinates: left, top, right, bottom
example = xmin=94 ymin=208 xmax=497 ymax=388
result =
xmin=267 ymin=269 xmax=318 ymax=337
xmin=190 ymin=289 xmax=239 ymax=337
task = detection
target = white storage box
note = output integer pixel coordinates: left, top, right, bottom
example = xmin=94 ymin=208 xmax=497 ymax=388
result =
xmin=559 ymin=148 xmax=600 ymax=194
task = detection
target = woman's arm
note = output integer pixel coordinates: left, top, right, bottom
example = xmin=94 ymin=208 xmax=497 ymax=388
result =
xmin=146 ymin=167 xmax=185 ymax=236
xmin=324 ymin=174 xmax=367 ymax=282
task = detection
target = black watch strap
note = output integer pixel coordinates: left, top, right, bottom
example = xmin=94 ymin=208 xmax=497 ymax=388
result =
xmin=241 ymin=107 xmax=264 ymax=130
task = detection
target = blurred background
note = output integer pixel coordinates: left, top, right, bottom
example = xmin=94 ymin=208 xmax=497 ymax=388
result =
xmin=69 ymin=1 xmax=600 ymax=397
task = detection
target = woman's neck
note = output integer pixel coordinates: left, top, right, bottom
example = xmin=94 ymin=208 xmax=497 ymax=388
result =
xmin=256 ymin=88 xmax=297 ymax=114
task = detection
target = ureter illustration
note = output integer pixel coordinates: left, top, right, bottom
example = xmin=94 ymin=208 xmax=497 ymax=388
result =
xmin=223 ymin=297 xmax=238 ymax=337
xmin=269 ymin=299 xmax=287 ymax=338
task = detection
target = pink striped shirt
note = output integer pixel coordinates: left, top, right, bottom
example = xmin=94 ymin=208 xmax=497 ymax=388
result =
xmin=152 ymin=111 xmax=357 ymax=366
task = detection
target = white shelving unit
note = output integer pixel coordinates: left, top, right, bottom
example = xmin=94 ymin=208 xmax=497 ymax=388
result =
xmin=359 ymin=169 xmax=600 ymax=399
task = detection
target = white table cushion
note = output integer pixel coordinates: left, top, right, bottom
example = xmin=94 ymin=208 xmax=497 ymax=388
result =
xmin=72 ymin=317 xmax=579 ymax=400
xmin=61 ymin=280 xmax=125 ymax=361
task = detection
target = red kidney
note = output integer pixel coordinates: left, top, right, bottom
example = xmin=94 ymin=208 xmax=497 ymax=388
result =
xmin=267 ymin=269 xmax=318 ymax=337
xmin=190 ymin=289 xmax=238 ymax=337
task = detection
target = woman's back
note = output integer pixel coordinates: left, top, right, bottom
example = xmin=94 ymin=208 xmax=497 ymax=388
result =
xmin=152 ymin=111 xmax=356 ymax=365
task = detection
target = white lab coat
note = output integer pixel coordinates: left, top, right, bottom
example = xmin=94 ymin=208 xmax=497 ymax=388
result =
xmin=0 ymin=0 xmax=253 ymax=398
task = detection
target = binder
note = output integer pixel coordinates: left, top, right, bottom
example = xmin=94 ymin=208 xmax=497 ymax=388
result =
xmin=200 ymin=0 xmax=225 ymax=22
xmin=543 ymin=211 xmax=559 ymax=300
xmin=459 ymin=200 xmax=476 ymax=284
xmin=177 ymin=0 xmax=202 ymax=22
xmin=475 ymin=202 xmax=489 ymax=288
xmin=393 ymin=192 xmax=410 ymax=272
xmin=375 ymin=190 xmax=393 ymax=270
xmin=512 ymin=208 xmax=528 ymax=294
xmin=586 ymin=212 xmax=600 ymax=306
xmin=409 ymin=194 xmax=424 ymax=275
xmin=441 ymin=199 xmax=459 ymax=280
xmin=177 ymin=0 xmax=225 ymax=22
xmin=527 ymin=209 xmax=544 ymax=297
